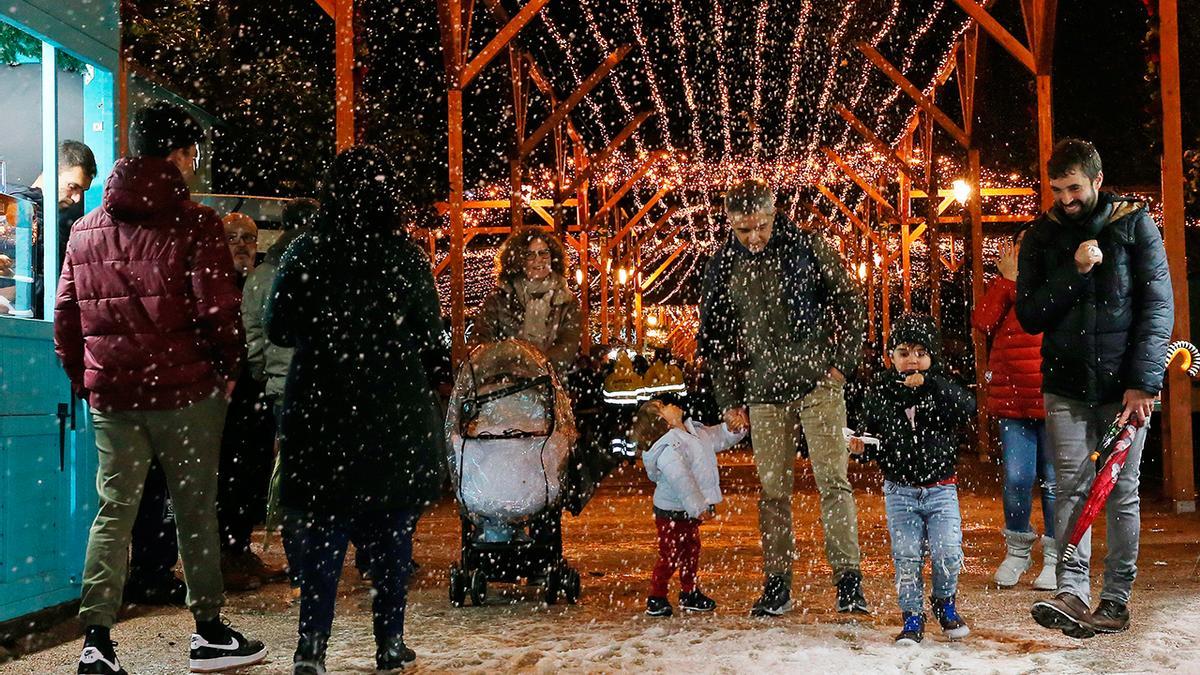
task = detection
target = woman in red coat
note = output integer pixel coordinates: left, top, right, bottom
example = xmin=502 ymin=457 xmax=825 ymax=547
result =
xmin=972 ymin=225 xmax=1057 ymax=591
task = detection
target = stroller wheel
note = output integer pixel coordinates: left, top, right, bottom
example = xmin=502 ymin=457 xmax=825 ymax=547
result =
xmin=543 ymin=568 xmax=561 ymax=605
xmin=449 ymin=565 xmax=466 ymax=607
xmin=469 ymin=568 xmax=488 ymax=606
xmin=563 ymin=568 xmax=581 ymax=604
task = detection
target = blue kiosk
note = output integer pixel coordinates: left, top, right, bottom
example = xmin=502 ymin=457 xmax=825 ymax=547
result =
xmin=0 ymin=2 xmax=117 ymax=622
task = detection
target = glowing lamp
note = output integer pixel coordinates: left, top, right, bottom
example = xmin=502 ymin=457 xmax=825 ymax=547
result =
xmin=952 ymin=179 xmax=972 ymax=206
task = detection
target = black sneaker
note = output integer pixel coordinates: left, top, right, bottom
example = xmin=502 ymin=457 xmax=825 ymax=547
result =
xmin=646 ymin=596 xmax=673 ymax=617
xmin=835 ymin=570 xmax=870 ymax=614
xmin=895 ymin=612 xmax=925 ymax=645
xmin=78 ymin=629 xmax=127 ymax=675
xmin=293 ymin=632 xmax=328 ymax=675
xmin=189 ymin=618 xmax=268 ymax=672
xmin=680 ymin=589 xmax=717 ymax=612
xmin=750 ymin=574 xmax=791 ymax=617
xmin=376 ymin=635 xmax=417 ymax=671
xmin=930 ymin=594 xmax=970 ymax=639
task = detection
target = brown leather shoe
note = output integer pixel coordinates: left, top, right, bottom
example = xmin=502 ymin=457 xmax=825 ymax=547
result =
xmin=1090 ymin=599 xmax=1130 ymax=633
xmin=1031 ymin=592 xmax=1095 ymax=638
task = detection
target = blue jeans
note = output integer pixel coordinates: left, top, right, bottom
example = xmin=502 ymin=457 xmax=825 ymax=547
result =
xmin=884 ymin=480 xmax=963 ymax=614
xmin=997 ymin=418 xmax=1056 ymax=537
xmin=284 ymin=508 xmax=419 ymax=639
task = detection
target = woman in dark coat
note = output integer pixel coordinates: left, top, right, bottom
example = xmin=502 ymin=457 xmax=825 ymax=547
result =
xmin=267 ymin=146 xmax=449 ymax=673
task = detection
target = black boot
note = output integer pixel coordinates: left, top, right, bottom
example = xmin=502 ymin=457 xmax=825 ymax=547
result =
xmin=293 ymin=632 xmax=328 ymax=675
xmin=750 ymin=574 xmax=791 ymax=617
xmin=376 ymin=635 xmax=416 ymax=671
xmin=835 ymin=570 xmax=870 ymax=614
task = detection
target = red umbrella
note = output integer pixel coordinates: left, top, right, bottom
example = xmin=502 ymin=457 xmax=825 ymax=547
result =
xmin=1062 ymin=416 xmax=1146 ymax=562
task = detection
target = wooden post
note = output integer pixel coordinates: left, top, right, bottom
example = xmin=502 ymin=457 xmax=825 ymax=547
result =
xmin=335 ymin=0 xmax=355 ymax=151
xmin=1035 ymin=74 xmax=1054 ymax=211
xmin=967 ymin=148 xmax=990 ymax=461
xmin=865 ymin=220 xmax=876 ymax=346
xmin=599 ymin=184 xmax=610 ymax=345
xmin=1158 ymin=0 xmax=1196 ymax=512
xmin=575 ymin=142 xmax=591 ymax=353
xmin=899 ymin=132 xmax=913 ymax=311
xmin=634 ymin=244 xmax=644 ymax=349
xmin=509 ymin=47 xmax=527 ymax=229
xmin=923 ymin=111 xmax=942 ymax=325
xmin=438 ymin=0 xmax=466 ymax=362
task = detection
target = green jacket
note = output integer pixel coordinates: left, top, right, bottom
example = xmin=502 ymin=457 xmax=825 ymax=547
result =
xmin=698 ymin=216 xmax=865 ymax=409
xmin=242 ymin=227 xmax=306 ymax=400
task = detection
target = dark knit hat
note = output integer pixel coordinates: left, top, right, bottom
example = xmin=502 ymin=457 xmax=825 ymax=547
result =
xmin=888 ymin=313 xmax=942 ymax=365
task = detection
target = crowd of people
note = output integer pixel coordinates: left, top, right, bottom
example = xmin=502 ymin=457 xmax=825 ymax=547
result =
xmin=23 ymin=95 xmax=1171 ymax=674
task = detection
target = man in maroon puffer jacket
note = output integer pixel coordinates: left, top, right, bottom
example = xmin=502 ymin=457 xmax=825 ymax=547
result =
xmin=55 ymin=102 xmax=267 ymax=675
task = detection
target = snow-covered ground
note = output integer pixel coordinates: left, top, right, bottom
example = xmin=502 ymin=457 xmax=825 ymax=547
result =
xmin=6 ymin=452 xmax=1200 ymax=674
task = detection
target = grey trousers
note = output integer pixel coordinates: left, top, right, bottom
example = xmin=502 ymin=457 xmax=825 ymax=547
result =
xmin=1044 ymin=393 xmax=1148 ymax=606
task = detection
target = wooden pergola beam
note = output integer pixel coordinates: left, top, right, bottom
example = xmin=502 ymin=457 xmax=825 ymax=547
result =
xmin=950 ymin=0 xmax=1036 ymax=73
xmin=1037 ymin=0 xmax=1057 ymax=72
xmin=640 ymin=242 xmax=689 ymax=291
xmin=562 ymin=111 xmax=654 ymax=199
xmin=588 ymin=151 xmax=665 ymax=229
xmin=433 ymin=198 xmax=577 ymax=215
xmin=334 ymin=0 xmax=355 ymax=150
xmin=856 ymin=41 xmax=970 ymax=148
xmin=634 ymin=205 xmax=681 ymax=249
xmin=834 ymin=104 xmax=931 ymax=194
xmin=608 ymin=187 xmax=669 ymax=251
xmin=315 ymin=0 xmax=333 ymax=17
xmin=815 ymin=183 xmax=881 ymax=249
xmin=821 ymin=146 xmax=899 ymax=221
xmin=459 ymin=0 xmax=550 ymax=88
xmin=519 ymin=45 xmax=631 ymax=158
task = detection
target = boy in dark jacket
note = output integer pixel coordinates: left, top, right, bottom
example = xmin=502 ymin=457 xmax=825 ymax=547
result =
xmin=849 ymin=314 xmax=975 ymax=645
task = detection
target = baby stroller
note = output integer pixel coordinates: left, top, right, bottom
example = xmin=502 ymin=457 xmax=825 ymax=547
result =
xmin=445 ymin=339 xmax=582 ymax=606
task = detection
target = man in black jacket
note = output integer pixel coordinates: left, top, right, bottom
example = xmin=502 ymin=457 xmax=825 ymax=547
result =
xmin=1016 ymin=138 xmax=1173 ymax=638
xmin=699 ymin=179 xmax=867 ymax=616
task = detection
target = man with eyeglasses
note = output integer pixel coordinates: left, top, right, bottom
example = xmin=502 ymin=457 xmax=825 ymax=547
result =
xmin=215 ymin=211 xmax=283 ymax=592
xmin=223 ymin=212 xmax=259 ymax=278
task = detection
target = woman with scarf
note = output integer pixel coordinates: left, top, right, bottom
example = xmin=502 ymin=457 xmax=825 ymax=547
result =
xmin=473 ymin=226 xmax=581 ymax=378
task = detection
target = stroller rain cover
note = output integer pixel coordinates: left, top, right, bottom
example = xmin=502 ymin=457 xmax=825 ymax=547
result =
xmin=446 ymin=339 xmax=577 ymax=525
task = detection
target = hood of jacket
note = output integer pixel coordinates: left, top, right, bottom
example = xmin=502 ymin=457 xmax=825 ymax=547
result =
xmin=265 ymin=225 xmax=310 ymax=265
xmin=102 ymin=157 xmax=190 ymax=224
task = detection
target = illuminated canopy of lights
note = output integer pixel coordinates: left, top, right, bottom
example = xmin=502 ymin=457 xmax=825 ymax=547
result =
xmin=436 ymin=1 xmax=1044 ymax=309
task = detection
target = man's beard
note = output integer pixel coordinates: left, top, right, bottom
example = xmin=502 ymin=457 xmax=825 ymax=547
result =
xmin=1060 ymin=192 xmax=1099 ymax=222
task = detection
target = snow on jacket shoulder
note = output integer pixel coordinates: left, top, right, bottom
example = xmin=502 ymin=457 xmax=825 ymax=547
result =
xmin=54 ymin=157 xmax=242 ymax=411
xmin=641 ymin=420 xmax=745 ymax=518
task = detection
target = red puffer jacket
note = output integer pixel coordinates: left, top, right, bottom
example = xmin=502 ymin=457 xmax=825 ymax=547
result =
xmin=54 ymin=157 xmax=242 ymax=411
xmin=972 ymin=277 xmax=1044 ymax=419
